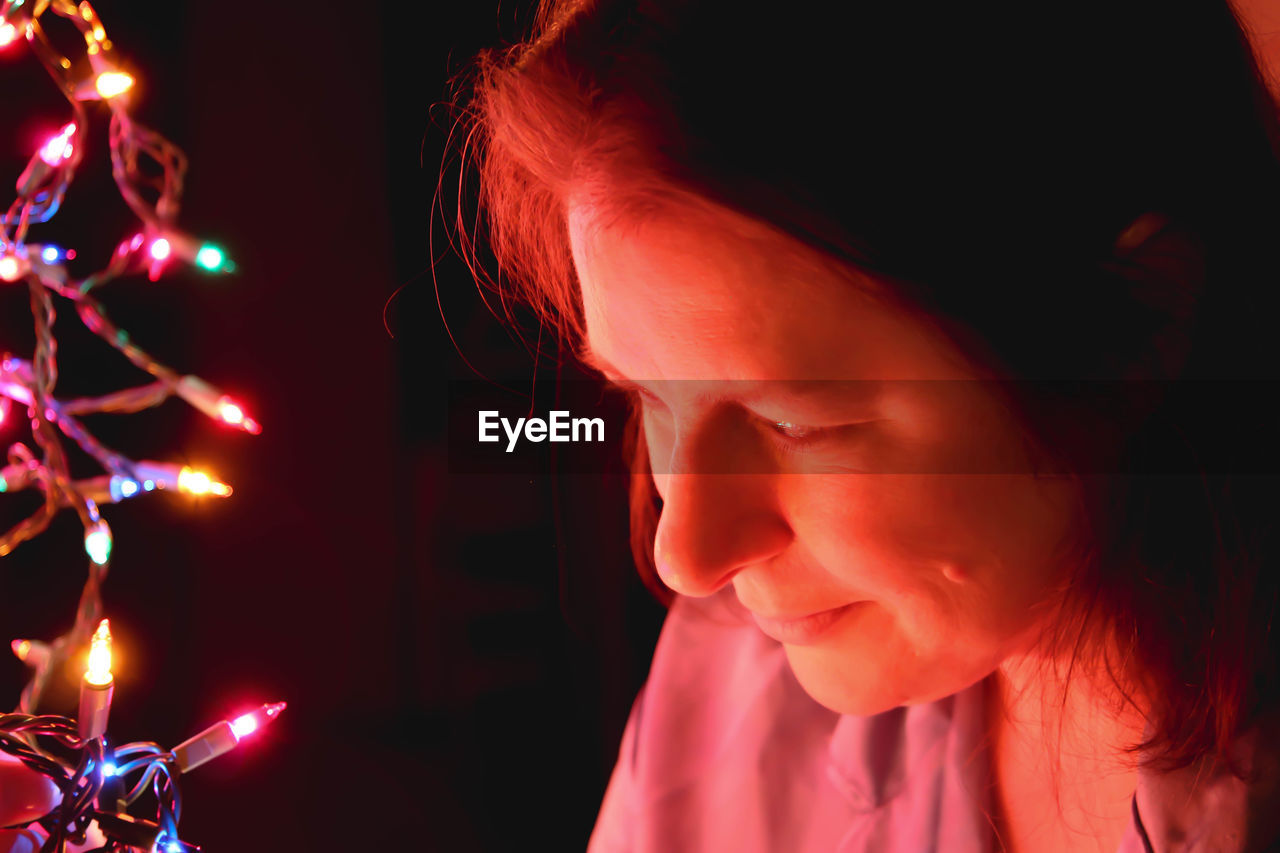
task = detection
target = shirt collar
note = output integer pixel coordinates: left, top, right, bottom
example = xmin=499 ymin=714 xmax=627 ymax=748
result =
xmin=825 ymin=677 xmax=989 ymax=813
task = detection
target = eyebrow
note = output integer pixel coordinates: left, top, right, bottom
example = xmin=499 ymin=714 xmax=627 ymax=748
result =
xmin=576 ymin=344 xmax=880 ymax=408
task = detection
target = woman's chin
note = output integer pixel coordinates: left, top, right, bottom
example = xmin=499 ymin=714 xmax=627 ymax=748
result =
xmin=781 ymin=643 xmax=912 ymax=717
xmin=782 ymin=639 xmax=988 ymax=717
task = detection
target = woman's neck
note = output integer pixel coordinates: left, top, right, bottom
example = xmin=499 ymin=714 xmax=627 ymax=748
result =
xmin=986 ymin=652 xmax=1151 ymax=853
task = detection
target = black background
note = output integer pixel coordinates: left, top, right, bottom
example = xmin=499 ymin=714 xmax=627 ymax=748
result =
xmin=1 ymin=2 xmax=666 ymax=850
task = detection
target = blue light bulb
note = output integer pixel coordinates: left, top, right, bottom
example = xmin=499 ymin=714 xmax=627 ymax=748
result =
xmin=109 ymin=475 xmax=141 ymax=501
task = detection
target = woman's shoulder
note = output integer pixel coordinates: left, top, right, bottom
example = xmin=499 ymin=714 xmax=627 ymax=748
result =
xmin=1134 ymin=707 xmax=1280 ymax=853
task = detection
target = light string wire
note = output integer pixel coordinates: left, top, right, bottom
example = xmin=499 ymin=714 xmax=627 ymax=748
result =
xmin=0 ymin=1 xmax=275 ymax=850
xmin=1 ymin=712 xmax=188 ymax=852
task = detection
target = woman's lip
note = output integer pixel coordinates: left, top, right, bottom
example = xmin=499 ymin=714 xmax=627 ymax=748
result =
xmin=750 ymin=603 xmax=858 ymax=646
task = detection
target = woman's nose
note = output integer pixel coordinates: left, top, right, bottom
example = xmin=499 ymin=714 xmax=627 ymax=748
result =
xmin=649 ymin=408 xmax=792 ymax=598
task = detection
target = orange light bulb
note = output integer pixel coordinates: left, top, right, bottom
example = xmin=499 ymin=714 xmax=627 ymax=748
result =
xmin=94 ymin=71 xmax=134 ymax=99
xmin=85 ymin=619 xmax=113 ymax=686
xmin=177 ymin=466 xmax=232 ymax=497
xmin=0 ymin=252 xmax=26 ymax=283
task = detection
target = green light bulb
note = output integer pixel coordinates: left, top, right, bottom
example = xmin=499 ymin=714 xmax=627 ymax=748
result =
xmin=84 ymin=521 xmax=113 ymax=566
xmin=195 ymin=243 xmax=231 ymax=272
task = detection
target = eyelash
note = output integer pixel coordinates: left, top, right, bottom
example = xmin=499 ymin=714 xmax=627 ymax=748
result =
xmin=768 ymin=420 xmax=829 ymax=448
xmin=622 ymin=387 xmax=830 ymax=449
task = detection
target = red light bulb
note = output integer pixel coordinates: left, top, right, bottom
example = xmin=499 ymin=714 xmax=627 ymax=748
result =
xmin=217 ymin=397 xmax=261 ymax=434
xmin=230 ymin=701 xmax=286 ymax=741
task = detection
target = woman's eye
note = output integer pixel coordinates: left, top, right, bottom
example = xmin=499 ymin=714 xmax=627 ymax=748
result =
xmin=769 ymin=420 xmax=828 ymax=446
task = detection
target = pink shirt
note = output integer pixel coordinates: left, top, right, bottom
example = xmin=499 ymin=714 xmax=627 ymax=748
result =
xmin=589 ymin=588 xmax=1265 ymax=852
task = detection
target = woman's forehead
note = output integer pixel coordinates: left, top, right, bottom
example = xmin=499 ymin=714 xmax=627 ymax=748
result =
xmin=568 ymin=200 xmax=973 ymax=383
xmin=571 ymin=206 xmax=822 ymax=378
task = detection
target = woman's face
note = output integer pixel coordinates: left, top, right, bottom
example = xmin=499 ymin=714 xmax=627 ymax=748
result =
xmin=567 ymin=195 xmax=1083 ymax=716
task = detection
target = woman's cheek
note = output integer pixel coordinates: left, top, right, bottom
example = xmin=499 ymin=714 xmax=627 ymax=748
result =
xmin=790 ymin=474 xmax=951 ymax=566
xmin=790 ymin=475 xmax=996 ymax=624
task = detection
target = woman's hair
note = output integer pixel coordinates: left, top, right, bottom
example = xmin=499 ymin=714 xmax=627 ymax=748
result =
xmin=451 ymin=0 xmax=1280 ymax=773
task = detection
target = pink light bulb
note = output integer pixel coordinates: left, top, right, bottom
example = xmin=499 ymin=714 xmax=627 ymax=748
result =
xmin=38 ymin=124 xmax=76 ymax=167
xmin=150 ymin=238 xmax=171 ymax=261
xmin=230 ymin=713 xmax=257 ymax=739
xmin=229 ymin=701 xmax=286 ymax=742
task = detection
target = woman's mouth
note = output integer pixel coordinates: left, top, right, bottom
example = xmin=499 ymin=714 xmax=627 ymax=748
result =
xmin=749 ymin=603 xmax=859 ymax=646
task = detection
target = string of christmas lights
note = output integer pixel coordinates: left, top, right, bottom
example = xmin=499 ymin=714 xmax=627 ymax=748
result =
xmin=0 ymin=1 xmax=281 ymax=850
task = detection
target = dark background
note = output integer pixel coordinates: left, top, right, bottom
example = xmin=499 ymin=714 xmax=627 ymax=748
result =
xmin=1 ymin=2 xmax=665 ymax=850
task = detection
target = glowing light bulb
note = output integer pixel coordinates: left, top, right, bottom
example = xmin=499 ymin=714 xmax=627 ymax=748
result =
xmin=0 ymin=251 xmax=27 ymax=282
xmin=76 ymin=473 xmax=144 ymax=504
xmin=12 ymin=638 xmax=50 ymax=670
xmin=231 ymin=702 xmax=286 ymax=741
xmin=176 ymin=376 xmax=264 ymax=434
xmin=94 ymin=71 xmax=134 ymax=99
xmin=0 ymin=22 xmax=18 ymax=48
xmin=112 ymin=475 xmax=141 ymax=500
xmin=216 ymin=397 xmax=261 ymax=434
xmin=86 ymin=619 xmax=113 ymax=686
xmin=195 ymin=244 xmax=225 ymax=271
xmin=79 ymin=619 xmax=114 ymax=739
xmin=145 ymin=237 xmax=173 ymax=281
xmin=11 ymin=638 xmax=49 ymax=669
xmin=38 ymin=122 xmax=76 ymax=166
xmin=218 ymin=400 xmax=243 ymax=424
xmin=177 ymin=466 xmax=232 ymax=497
xmin=84 ymin=520 xmax=113 ymax=565
xmin=172 ymin=701 xmax=287 ymax=772
xmin=230 ymin=713 xmax=258 ymax=739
